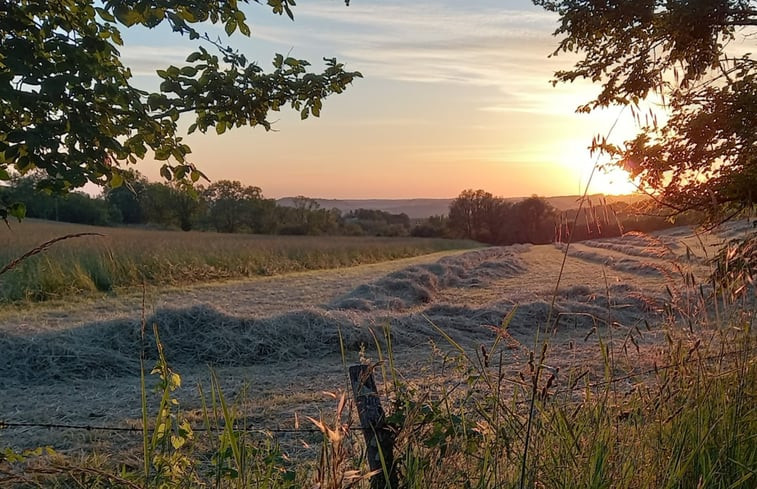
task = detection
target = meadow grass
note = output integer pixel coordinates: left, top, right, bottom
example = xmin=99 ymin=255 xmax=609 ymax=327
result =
xmin=1 ymin=220 xmax=754 ymax=488
xmin=0 ymin=219 xmax=479 ymax=303
xmin=3 ymin=316 xmax=754 ymax=488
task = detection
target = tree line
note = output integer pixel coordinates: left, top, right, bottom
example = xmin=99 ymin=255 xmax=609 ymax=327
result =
xmin=2 ymin=175 xmax=704 ymax=244
xmin=445 ymin=189 xmax=706 ymax=245
xmin=0 ymin=174 xmax=412 ymax=237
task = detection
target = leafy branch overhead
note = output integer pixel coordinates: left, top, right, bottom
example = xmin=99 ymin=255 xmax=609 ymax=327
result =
xmin=0 ymin=0 xmax=361 ymax=206
xmin=536 ymin=0 xmax=756 ymax=220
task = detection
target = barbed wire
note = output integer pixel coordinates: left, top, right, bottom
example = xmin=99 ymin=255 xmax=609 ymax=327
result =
xmin=2 ymin=345 xmax=752 ymax=436
xmin=0 ymin=421 xmax=345 ymax=435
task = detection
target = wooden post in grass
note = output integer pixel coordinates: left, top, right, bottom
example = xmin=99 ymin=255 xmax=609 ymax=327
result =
xmin=349 ymin=364 xmax=397 ymax=489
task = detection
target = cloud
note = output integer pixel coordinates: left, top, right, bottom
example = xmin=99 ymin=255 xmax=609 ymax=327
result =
xmin=115 ymin=1 xmax=574 ymax=114
xmin=120 ymin=45 xmax=191 ymax=76
xmin=246 ymin=0 xmax=577 ymax=114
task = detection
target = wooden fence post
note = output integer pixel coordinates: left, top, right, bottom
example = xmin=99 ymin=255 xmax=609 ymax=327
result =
xmin=349 ymin=364 xmax=398 ymax=489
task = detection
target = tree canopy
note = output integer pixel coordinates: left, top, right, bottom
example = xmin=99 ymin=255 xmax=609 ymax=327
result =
xmin=0 ymin=0 xmax=360 ymax=222
xmin=448 ymin=190 xmax=557 ymax=245
xmin=535 ymin=0 xmax=756 ymax=221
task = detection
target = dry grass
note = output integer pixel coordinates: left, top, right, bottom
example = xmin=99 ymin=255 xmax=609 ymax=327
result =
xmin=0 ymin=219 xmax=478 ymax=303
xmin=1 ymin=222 xmax=755 ymax=488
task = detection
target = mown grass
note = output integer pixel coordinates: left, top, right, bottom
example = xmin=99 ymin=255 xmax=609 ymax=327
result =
xmin=2 ymin=318 xmax=754 ymax=488
xmin=0 ymin=219 xmax=479 ymax=303
xmin=1 ymin=219 xmax=754 ymax=488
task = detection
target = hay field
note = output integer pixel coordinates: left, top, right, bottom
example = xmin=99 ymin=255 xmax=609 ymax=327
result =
xmin=0 ymin=219 xmax=478 ymax=304
xmin=0 ymin=221 xmax=753 ymax=454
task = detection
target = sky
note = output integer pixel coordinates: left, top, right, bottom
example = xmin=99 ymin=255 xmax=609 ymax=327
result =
xmin=119 ymin=0 xmax=648 ymax=199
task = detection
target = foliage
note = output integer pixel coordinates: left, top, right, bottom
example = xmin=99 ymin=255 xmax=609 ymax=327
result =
xmin=202 ymin=180 xmax=266 ymax=234
xmin=1 ymin=175 xmax=111 ymax=226
xmin=344 ymin=208 xmax=411 ymax=237
xmin=411 ymin=215 xmax=450 ymax=238
xmin=535 ymin=0 xmax=757 ymax=220
xmin=448 ymin=189 xmax=557 ymax=244
xmin=0 ymin=0 xmax=361 ymax=216
xmin=0 ymin=176 xmax=413 ymax=236
xmin=104 ymin=170 xmax=148 ymax=225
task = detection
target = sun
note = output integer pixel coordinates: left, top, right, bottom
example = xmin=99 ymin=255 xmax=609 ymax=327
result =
xmin=555 ymin=139 xmax=639 ymax=196
xmin=588 ymin=165 xmax=639 ymax=195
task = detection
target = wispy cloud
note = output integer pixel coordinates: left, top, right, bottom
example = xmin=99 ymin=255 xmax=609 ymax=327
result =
xmin=248 ymin=0 xmax=577 ymax=114
xmin=117 ymin=1 xmax=573 ymax=113
xmin=120 ymin=45 xmax=191 ymax=76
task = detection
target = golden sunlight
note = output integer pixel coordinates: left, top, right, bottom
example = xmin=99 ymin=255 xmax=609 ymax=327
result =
xmin=588 ymin=165 xmax=638 ymax=195
xmin=554 ymin=139 xmax=639 ymax=196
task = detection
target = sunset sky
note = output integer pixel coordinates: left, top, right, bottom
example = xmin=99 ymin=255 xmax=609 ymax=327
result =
xmin=121 ymin=0 xmax=648 ymax=199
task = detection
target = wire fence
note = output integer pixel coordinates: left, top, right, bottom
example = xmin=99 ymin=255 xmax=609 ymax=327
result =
xmin=2 ymin=345 xmax=752 ymax=438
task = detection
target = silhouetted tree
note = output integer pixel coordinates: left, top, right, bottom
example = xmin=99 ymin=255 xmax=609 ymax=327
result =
xmin=1 ymin=0 xmax=360 ymax=221
xmin=512 ymin=196 xmax=557 ymax=244
xmin=449 ymin=189 xmax=497 ymax=241
xmin=203 ymin=180 xmax=264 ymax=233
xmin=411 ymin=215 xmax=450 ymax=238
xmin=104 ymin=170 xmax=148 ymax=224
xmin=449 ymin=190 xmax=557 ymax=245
xmin=536 ymin=0 xmax=756 ymax=221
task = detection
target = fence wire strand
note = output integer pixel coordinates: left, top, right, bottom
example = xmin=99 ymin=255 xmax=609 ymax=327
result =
xmin=2 ymin=346 xmax=752 ymax=436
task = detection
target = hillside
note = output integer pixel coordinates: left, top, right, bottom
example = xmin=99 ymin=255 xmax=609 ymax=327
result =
xmin=277 ymin=194 xmax=647 ymax=218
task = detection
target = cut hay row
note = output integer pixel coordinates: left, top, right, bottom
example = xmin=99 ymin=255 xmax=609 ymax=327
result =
xmin=0 ymin=246 xmax=664 ymax=386
xmin=329 ymin=246 xmax=529 ymax=311
xmin=555 ymin=243 xmax=669 ymax=277
xmin=580 ymin=233 xmax=682 ymax=261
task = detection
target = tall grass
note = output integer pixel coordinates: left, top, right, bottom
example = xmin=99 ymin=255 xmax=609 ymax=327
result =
xmin=1 ymin=220 xmax=754 ymax=488
xmin=0 ymin=219 xmax=478 ymax=303
xmin=3 ymin=318 xmax=754 ymax=488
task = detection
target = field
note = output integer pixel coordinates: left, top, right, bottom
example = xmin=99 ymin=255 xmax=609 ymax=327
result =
xmin=0 ymin=220 xmax=755 ymax=487
xmin=0 ymin=219 xmax=479 ymax=304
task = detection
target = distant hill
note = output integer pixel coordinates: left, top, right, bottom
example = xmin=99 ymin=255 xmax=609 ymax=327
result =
xmin=276 ymin=194 xmax=647 ymax=219
xmin=275 ymin=198 xmax=452 ymax=219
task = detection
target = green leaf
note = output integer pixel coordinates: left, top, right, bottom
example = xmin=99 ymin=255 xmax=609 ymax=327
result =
xmin=9 ymin=202 xmax=26 ymax=221
xmin=283 ymin=3 xmax=294 ymax=20
xmin=0 ymin=168 xmax=9 ymax=180
xmin=159 ymin=165 xmax=172 ymax=180
xmin=155 ymin=148 xmax=170 ymax=161
xmin=225 ymin=19 xmax=237 ymax=36
xmin=110 ymin=172 xmax=123 ymax=188
xmin=95 ymin=7 xmax=115 ymax=23
xmin=114 ymin=5 xmax=141 ymax=26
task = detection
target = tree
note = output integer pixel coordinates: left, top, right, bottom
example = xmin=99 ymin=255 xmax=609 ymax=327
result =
xmin=104 ymin=170 xmax=148 ymax=224
xmin=0 ymin=0 xmax=361 ymax=222
xmin=449 ymin=190 xmax=557 ymax=244
xmin=203 ymin=180 xmax=263 ymax=233
xmin=449 ymin=189 xmax=498 ymax=242
xmin=511 ymin=196 xmax=556 ymax=244
xmin=535 ymin=0 xmax=756 ymax=221
xmin=0 ymin=175 xmax=111 ymax=225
